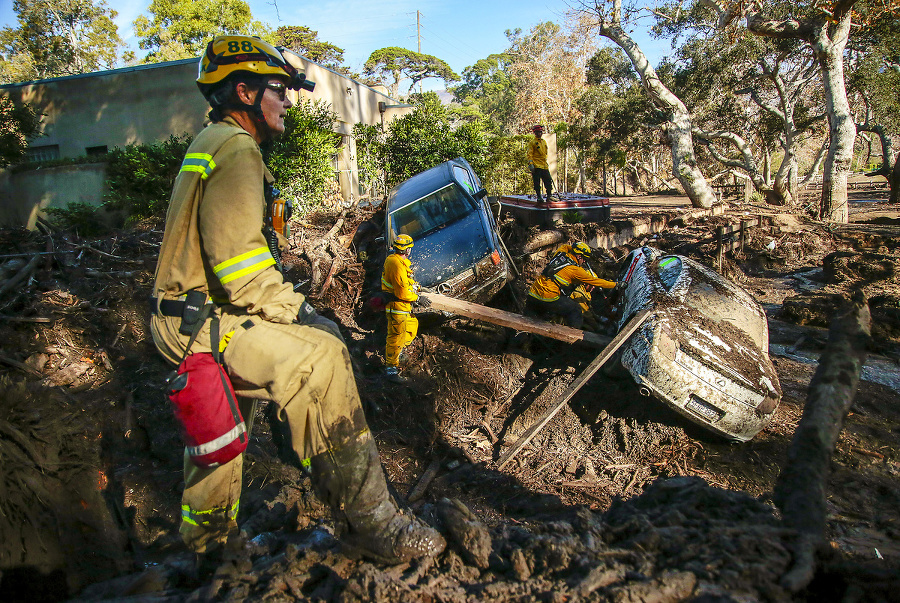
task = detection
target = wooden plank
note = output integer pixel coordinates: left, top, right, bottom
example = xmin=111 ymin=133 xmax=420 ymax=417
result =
xmin=426 ymin=293 xmax=611 ymax=348
xmin=495 ymin=308 xmax=652 ymax=471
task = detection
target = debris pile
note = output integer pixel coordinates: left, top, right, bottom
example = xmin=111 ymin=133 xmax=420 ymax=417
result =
xmin=0 ymin=200 xmax=898 ymax=601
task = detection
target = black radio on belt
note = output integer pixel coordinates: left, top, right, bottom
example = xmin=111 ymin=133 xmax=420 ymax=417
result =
xmin=179 ymin=290 xmax=209 ymax=336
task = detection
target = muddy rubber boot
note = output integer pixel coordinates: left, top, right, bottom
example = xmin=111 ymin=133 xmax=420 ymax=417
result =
xmin=384 ymin=365 xmax=407 ymax=384
xmin=309 ymin=432 xmax=445 ymax=564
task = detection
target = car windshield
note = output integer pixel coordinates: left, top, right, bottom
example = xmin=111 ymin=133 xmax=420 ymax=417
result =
xmin=656 ymin=256 xmax=682 ymax=291
xmin=389 ymin=183 xmax=474 ymax=240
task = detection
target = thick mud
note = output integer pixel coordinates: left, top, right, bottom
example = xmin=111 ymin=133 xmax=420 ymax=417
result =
xmin=0 ymin=194 xmax=898 ymax=602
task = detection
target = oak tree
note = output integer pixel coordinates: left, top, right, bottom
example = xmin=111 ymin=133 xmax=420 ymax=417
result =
xmin=0 ymin=0 xmax=124 ymax=82
xmin=363 ymin=47 xmax=458 ymax=98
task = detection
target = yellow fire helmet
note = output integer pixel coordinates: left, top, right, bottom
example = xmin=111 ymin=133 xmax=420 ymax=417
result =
xmin=197 ymin=35 xmax=314 ymax=102
xmin=393 ymin=234 xmax=414 ymax=251
xmin=572 ymin=241 xmax=592 ymax=257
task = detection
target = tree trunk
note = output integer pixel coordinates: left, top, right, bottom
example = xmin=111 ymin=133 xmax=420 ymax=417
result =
xmin=743 ymin=7 xmax=856 ymax=222
xmin=602 ymin=159 xmax=608 ymax=195
xmin=595 ymin=13 xmax=715 ymax=208
xmin=891 ymin=152 xmax=900 ymax=205
xmin=579 ymin=158 xmax=586 ymax=194
xmin=800 ymin=143 xmax=828 ymax=188
xmin=857 ymin=123 xmax=897 ymax=181
xmin=773 ymin=292 xmax=870 ymax=592
xmin=815 ymin=13 xmax=855 ymax=222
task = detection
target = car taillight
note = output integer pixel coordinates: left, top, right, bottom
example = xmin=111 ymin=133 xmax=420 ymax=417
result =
xmin=491 ymin=250 xmax=501 ymax=265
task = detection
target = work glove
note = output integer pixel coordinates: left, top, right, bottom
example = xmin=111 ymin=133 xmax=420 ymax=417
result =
xmin=296 ymin=300 xmax=346 ymax=344
xmin=414 ymin=294 xmax=431 ymax=308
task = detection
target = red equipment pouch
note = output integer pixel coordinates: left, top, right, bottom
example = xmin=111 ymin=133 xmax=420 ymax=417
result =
xmin=166 ymin=353 xmax=247 ymax=468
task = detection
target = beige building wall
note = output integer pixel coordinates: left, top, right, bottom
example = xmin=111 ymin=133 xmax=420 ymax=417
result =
xmin=0 ymin=54 xmax=412 ymax=228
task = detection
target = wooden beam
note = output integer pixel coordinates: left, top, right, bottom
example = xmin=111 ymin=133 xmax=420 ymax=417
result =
xmin=425 ymin=293 xmax=611 ymax=348
xmin=495 ymin=308 xmax=652 ymax=471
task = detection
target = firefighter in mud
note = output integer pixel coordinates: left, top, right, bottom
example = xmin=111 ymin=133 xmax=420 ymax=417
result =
xmin=150 ymin=35 xmax=444 ymax=565
xmin=527 ymin=241 xmax=620 ymax=329
xmin=527 ymin=124 xmax=554 ymax=204
xmin=381 ymin=234 xmax=430 ymax=383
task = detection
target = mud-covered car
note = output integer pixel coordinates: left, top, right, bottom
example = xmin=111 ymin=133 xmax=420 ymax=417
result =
xmin=383 ymin=157 xmax=512 ymax=302
xmin=611 ymin=247 xmax=782 ymax=441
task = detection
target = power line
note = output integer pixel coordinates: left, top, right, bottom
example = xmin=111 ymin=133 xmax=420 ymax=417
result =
xmin=418 ymin=21 xmax=484 ymax=66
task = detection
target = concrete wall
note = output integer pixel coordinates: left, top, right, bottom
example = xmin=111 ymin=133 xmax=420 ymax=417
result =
xmin=0 ymin=163 xmax=107 ymax=230
xmin=0 ymin=54 xmax=413 ymax=227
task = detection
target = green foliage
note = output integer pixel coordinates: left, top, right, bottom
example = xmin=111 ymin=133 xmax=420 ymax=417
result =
xmin=352 ymin=122 xmax=386 ymax=200
xmin=562 ymin=210 xmax=583 ymax=224
xmin=378 ymin=92 xmax=488 ymax=187
xmin=0 ymin=0 xmax=124 ymax=83
xmin=450 ymin=53 xmax=516 ymax=135
xmin=275 ymin=26 xmax=346 ymax=73
xmin=363 ymin=47 xmax=459 ymax=97
xmin=133 ymin=0 xmax=272 ymax=62
xmin=481 ymin=134 xmax=531 ymax=196
xmin=0 ymin=96 xmax=42 ymax=167
xmin=268 ymin=99 xmax=341 ymax=210
xmin=44 ymin=202 xmax=106 ymax=237
xmin=104 ymin=134 xmax=193 ymax=220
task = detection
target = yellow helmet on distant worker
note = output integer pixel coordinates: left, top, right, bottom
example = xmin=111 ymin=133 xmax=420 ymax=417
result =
xmin=393 ymin=234 xmax=414 ymax=251
xmin=197 ymin=35 xmax=314 ymax=104
xmin=572 ymin=242 xmax=592 ymax=257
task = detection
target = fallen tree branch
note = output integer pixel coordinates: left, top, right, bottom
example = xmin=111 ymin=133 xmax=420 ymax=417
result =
xmin=0 ymin=253 xmax=41 ymax=302
xmin=0 ymin=353 xmax=44 ymax=378
xmin=523 ymin=230 xmax=564 ymax=254
xmin=773 ymin=291 xmax=871 ymax=592
xmin=407 ymin=459 xmax=442 ymax=503
xmin=0 ymin=315 xmax=53 ymax=323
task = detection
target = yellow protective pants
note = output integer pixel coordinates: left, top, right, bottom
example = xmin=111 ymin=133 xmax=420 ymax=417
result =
xmin=385 ymin=311 xmax=418 ymax=368
xmin=151 ymin=311 xmax=368 ymax=553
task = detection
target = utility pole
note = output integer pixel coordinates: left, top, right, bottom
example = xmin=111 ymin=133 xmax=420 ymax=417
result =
xmin=417 ymin=10 xmax=423 ymax=93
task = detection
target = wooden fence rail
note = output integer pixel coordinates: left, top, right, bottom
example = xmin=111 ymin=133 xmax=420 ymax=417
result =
xmin=714 ymin=215 xmax=773 ymax=272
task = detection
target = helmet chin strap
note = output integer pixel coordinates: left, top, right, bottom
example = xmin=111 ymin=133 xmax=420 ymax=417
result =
xmin=222 ymin=85 xmax=273 ymax=140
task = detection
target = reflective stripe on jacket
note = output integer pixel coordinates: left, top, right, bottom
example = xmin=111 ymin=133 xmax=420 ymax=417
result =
xmin=152 ymin=118 xmax=304 ymax=341
xmin=382 ymin=252 xmax=418 ymax=314
xmin=529 ymin=248 xmax=616 ymax=302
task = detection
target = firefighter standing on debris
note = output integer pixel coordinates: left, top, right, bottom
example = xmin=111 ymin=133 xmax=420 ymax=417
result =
xmin=527 ymin=124 xmax=554 ymax=204
xmin=381 ymin=234 xmax=429 ymax=383
xmin=149 ymin=35 xmax=444 ymax=565
xmin=527 ymin=242 xmax=619 ymax=329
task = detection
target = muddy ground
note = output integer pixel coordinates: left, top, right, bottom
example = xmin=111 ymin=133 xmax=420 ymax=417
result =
xmin=0 ymin=189 xmax=898 ymax=602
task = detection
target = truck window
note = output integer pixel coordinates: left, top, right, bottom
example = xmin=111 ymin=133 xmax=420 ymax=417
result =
xmin=389 ymin=183 xmax=474 ymax=240
xmin=452 ymin=165 xmax=479 ymax=194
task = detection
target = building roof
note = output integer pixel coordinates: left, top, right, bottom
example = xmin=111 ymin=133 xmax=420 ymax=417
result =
xmin=0 ymin=53 xmax=404 ymax=102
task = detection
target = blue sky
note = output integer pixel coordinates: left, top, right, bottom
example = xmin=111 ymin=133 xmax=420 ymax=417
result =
xmin=0 ymin=0 xmax=672 ymax=88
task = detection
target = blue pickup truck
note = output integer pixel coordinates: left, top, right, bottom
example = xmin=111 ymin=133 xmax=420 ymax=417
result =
xmin=383 ymin=158 xmax=511 ymax=303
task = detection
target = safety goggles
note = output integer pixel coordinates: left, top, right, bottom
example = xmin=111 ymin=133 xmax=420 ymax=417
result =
xmin=265 ymin=81 xmax=288 ymax=101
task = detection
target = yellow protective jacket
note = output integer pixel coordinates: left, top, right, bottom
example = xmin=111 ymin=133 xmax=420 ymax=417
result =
xmin=152 ymin=117 xmax=304 ymax=351
xmin=381 ymin=252 xmax=419 ymax=314
xmin=526 ymin=138 xmax=549 ymax=170
xmin=528 ymin=246 xmax=615 ymax=302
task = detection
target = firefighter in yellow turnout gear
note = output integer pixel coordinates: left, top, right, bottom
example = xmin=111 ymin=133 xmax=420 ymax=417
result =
xmin=527 ymin=242 xmax=619 ymax=329
xmin=150 ymin=35 xmax=444 ymax=564
xmin=381 ymin=234 xmax=430 ymax=383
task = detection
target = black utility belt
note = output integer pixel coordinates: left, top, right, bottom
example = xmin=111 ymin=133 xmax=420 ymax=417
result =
xmin=150 ymin=298 xmax=199 ymax=317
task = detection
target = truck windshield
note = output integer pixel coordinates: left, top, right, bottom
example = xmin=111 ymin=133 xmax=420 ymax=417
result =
xmin=389 ymin=183 xmax=474 ymax=240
